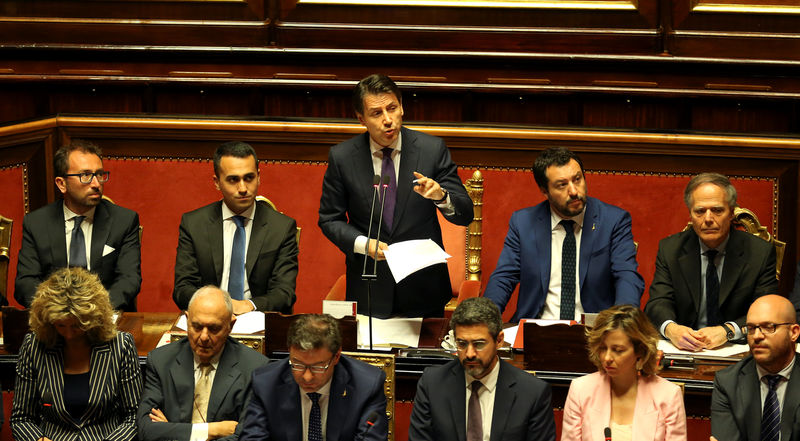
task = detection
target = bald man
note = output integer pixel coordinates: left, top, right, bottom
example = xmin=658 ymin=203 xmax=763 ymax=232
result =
xmin=711 ymin=295 xmax=800 ymax=441
xmin=138 ymin=286 xmax=269 ymax=441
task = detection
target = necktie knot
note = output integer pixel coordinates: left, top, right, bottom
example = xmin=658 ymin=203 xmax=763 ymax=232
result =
xmin=233 ymin=215 xmax=246 ymax=228
xmin=381 ymin=147 xmax=393 ymax=158
xmin=471 ymin=380 xmax=482 ymax=394
xmin=766 ymin=374 xmax=783 ymax=390
xmin=74 ymin=216 xmax=85 ymax=227
xmin=560 ymin=219 xmax=575 ymax=235
xmin=705 ymin=249 xmax=719 ymax=260
xmin=199 ymin=363 xmax=212 ymax=376
xmin=308 ymin=392 xmax=321 ymax=405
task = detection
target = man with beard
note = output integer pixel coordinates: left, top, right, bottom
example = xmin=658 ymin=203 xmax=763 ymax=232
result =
xmin=484 ymin=147 xmax=643 ymax=322
xmin=645 ymin=173 xmax=777 ymax=351
xmin=14 ymin=139 xmax=142 ymax=310
xmin=710 ymin=295 xmax=800 ymax=441
xmin=409 ymin=297 xmax=555 ymax=441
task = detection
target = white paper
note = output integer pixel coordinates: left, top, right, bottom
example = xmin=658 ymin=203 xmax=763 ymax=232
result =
xmin=323 ymin=300 xmax=356 ymax=319
xmin=356 ymin=314 xmax=423 ymax=348
xmin=382 ymin=239 xmax=451 ymax=283
xmin=657 ymin=339 xmax=750 ymax=358
xmin=503 ymin=325 xmax=519 ymax=346
xmin=174 ymin=311 xmax=264 ymax=334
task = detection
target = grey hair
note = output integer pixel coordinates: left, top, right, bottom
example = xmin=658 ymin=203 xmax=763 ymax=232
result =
xmin=684 ymin=172 xmax=738 ymax=209
xmin=450 ymin=297 xmax=503 ymax=340
xmin=187 ymin=285 xmax=233 ymax=315
xmin=287 ymin=314 xmax=342 ymax=354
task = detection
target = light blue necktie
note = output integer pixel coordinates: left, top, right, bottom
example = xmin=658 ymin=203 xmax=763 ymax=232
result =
xmin=228 ymin=215 xmax=246 ymax=300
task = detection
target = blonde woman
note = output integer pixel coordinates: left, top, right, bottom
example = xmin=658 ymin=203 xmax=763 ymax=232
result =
xmin=561 ymin=305 xmax=686 ymax=441
xmin=11 ymin=267 xmax=142 ymax=441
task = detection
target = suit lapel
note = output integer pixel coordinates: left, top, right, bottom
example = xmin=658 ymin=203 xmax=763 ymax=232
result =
xmin=448 ymin=363 xmax=468 ymax=441
xmin=245 ymin=203 xmax=268 ymax=277
xmin=277 ymin=364 xmax=303 ymax=441
xmin=207 ymin=341 xmax=241 ymax=422
xmin=170 ymin=342 xmax=196 ymax=422
xmin=83 ymin=338 xmax=112 ymax=422
xmin=490 ymin=362 xmax=517 ymax=441
xmin=677 ymin=233 xmax=703 ymax=324
xmin=44 ymin=345 xmax=74 ymax=427
xmin=392 ymin=127 xmax=419 ymax=236
xmin=49 ymin=201 xmax=69 ymax=268
xmin=632 ymin=377 xmax=659 ymax=441
xmin=780 ymin=356 xmax=800 ymax=440
xmin=349 ymin=134 xmax=382 ymax=234
xmin=207 ymin=202 xmax=225 ymax=283
xmin=535 ymin=204 xmax=552 ymax=301
xmin=586 ymin=374 xmax=611 ymax=440
xmin=90 ymin=201 xmax=110 ymax=271
xmin=578 ymin=198 xmax=598 ymax=290
xmin=719 ymin=230 xmax=744 ymax=306
xmin=739 ymin=360 xmax=762 ymax=441
xmin=326 ymin=362 xmax=350 ymax=441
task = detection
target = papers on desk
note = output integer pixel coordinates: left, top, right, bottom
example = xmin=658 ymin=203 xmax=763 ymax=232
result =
xmin=356 ymin=314 xmax=422 ymax=349
xmin=383 ymin=239 xmax=450 ymax=283
xmin=174 ymin=311 xmax=265 ymax=334
xmin=657 ymin=339 xmax=750 ymax=358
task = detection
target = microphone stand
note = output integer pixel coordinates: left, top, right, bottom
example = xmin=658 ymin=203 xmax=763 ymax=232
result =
xmin=361 ymin=175 xmax=385 ymax=351
xmin=365 ymin=176 xmax=390 ymax=351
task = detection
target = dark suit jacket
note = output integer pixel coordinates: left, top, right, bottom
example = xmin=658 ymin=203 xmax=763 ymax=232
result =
xmin=711 ymin=354 xmax=800 ymax=441
xmin=172 ymin=200 xmax=299 ymax=312
xmin=14 ymin=199 xmax=141 ymax=311
xmin=239 ymin=355 xmax=388 ymax=441
xmin=483 ymin=197 xmax=643 ymax=322
xmin=645 ymin=228 xmax=778 ymax=330
xmin=787 ymin=261 xmax=800 ymax=321
xmin=408 ymin=359 xmax=556 ymax=441
xmin=318 ymin=127 xmax=473 ymax=317
xmin=10 ymin=332 xmax=142 ymax=441
xmin=137 ymin=337 xmax=270 ymax=441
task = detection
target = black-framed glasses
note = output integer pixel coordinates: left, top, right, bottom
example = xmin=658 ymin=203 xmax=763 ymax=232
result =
xmin=64 ymin=171 xmax=110 ymax=184
xmin=745 ymin=323 xmax=794 ymax=335
xmin=289 ymin=357 xmax=334 ymax=374
xmin=455 ymin=339 xmax=489 ymax=352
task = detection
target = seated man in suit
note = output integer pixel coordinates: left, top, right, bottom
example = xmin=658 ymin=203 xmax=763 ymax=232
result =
xmin=409 ymin=297 xmax=556 ymax=441
xmin=239 ymin=314 xmax=388 ymax=441
xmin=138 ymin=285 xmax=270 ymax=441
xmin=15 ymin=139 xmax=141 ymax=311
xmin=173 ymin=141 xmax=299 ymax=314
xmin=484 ymin=147 xmax=643 ymax=322
xmin=645 ymin=172 xmax=778 ymax=351
xmin=711 ymin=295 xmax=800 ymax=441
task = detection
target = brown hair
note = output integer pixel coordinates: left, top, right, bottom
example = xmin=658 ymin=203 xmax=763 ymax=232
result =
xmin=586 ymin=305 xmax=660 ymax=376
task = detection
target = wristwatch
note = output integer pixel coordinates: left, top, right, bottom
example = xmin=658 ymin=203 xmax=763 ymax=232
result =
xmin=723 ymin=323 xmax=736 ymax=341
xmin=434 ymin=188 xmax=449 ymax=204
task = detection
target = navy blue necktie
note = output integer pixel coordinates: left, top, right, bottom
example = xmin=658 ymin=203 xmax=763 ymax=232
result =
xmin=761 ymin=374 xmax=782 ymax=441
xmin=705 ymin=249 xmax=721 ymax=326
xmin=308 ymin=392 xmax=322 ymax=441
xmin=560 ymin=220 xmax=576 ymax=320
xmin=380 ymin=147 xmax=397 ymax=230
xmin=69 ymin=216 xmax=87 ymax=268
xmin=229 ymin=215 xmax=246 ymax=300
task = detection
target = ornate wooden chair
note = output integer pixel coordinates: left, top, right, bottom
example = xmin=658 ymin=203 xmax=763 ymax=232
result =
xmin=343 ymin=351 xmax=396 ymax=441
xmin=0 ymin=214 xmax=12 ymax=303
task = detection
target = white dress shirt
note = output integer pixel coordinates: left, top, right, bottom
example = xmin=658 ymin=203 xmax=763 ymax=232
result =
xmin=220 ymin=202 xmax=255 ymax=302
xmin=756 ymin=353 xmax=795 ymax=439
xmin=540 ymin=208 xmax=586 ymax=321
xmin=63 ymin=204 xmax=95 ymax=270
xmin=300 ymin=377 xmax=333 ymax=441
xmin=464 ymin=359 xmax=500 ymax=441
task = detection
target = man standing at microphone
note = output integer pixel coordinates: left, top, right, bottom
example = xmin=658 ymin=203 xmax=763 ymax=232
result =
xmin=319 ymin=74 xmax=473 ymax=318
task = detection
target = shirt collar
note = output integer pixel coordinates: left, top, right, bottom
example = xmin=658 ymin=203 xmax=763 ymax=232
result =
xmin=299 ymin=373 xmax=334 ymax=398
xmin=699 ymin=233 xmax=730 ymax=255
xmin=549 ymin=206 xmax=586 ymax=232
xmin=63 ymin=203 xmax=96 ymax=223
xmin=221 ymin=199 xmax=255 ymax=222
xmin=465 ymin=356 xmax=501 ymax=393
xmin=756 ymin=353 xmax=795 ymax=380
xmin=369 ymin=131 xmax=403 ymax=156
xmin=193 ymin=344 xmax=225 ymax=371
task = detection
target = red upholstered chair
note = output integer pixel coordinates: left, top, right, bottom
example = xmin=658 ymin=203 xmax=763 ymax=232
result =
xmin=256 ymin=195 xmax=302 ymax=244
xmin=0 ymin=214 xmax=12 ymax=303
xmin=324 ymin=170 xmax=485 ymax=311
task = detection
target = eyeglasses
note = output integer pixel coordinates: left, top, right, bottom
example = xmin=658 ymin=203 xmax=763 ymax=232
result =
xmin=455 ymin=339 xmax=490 ymax=352
xmin=289 ymin=358 xmax=334 ymax=374
xmin=64 ymin=171 xmax=110 ymax=184
xmin=745 ymin=323 xmax=794 ymax=335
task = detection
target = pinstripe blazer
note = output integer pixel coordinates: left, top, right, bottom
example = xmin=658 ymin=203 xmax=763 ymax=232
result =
xmin=11 ymin=331 xmax=143 ymax=441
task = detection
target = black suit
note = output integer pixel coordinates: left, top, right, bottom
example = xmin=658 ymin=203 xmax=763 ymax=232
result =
xmin=14 ymin=199 xmax=141 ymax=311
xmin=137 ymin=337 xmax=270 ymax=441
xmin=408 ymin=359 xmax=556 ymax=441
xmin=711 ymin=354 xmax=800 ymax=441
xmin=173 ymin=200 xmax=298 ymax=312
xmin=318 ymin=127 xmax=473 ymax=317
xmin=645 ymin=228 xmax=778 ymax=330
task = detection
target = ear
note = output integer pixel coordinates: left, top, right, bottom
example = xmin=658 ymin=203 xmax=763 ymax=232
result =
xmin=331 ymin=349 xmax=342 ymax=366
xmin=229 ymin=314 xmax=237 ymax=330
xmin=356 ymin=112 xmax=366 ymax=126
xmin=790 ymin=323 xmax=800 ymax=343
xmin=213 ymin=174 xmax=221 ymax=191
xmin=55 ymin=177 xmax=67 ymax=195
xmin=496 ymin=330 xmax=505 ymax=346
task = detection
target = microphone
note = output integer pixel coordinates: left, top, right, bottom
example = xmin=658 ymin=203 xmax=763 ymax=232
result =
xmin=361 ymin=175 xmax=382 ymax=279
xmin=356 ymin=411 xmax=380 ymax=440
xmin=604 ymin=427 xmax=612 ymax=441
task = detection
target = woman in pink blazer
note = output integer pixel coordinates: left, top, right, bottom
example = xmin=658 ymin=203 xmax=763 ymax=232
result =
xmin=561 ymin=305 xmax=686 ymax=441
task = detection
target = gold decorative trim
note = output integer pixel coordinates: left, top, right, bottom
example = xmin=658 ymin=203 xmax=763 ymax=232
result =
xmin=464 ymin=170 xmax=484 ymax=282
xmin=0 ymin=215 xmax=13 ymax=301
xmin=105 ymin=156 xmax=330 ymax=167
xmin=0 ymin=163 xmax=30 ymax=214
xmin=693 ymin=3 xmax=800 ymax=14
xmin=342 ymin=352 xmax=396 ymax=441
xmin=298 ymin=0 xmax=636 ymax=10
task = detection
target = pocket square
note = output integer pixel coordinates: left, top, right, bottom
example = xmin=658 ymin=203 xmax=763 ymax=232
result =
xmin=102 ymin=244 xmax=116 ymax=256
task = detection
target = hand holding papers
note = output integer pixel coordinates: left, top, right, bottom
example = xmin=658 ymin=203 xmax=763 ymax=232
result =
xmin=382 ymin=239 xmax=451 ymax=283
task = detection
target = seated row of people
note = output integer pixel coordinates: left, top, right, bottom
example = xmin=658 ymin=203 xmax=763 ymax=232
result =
xmin=7 ymin=269 xmax=800 ymax=441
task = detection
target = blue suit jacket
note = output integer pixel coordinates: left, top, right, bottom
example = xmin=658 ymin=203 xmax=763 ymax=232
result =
xmin=239 ymin=355 xmax=387 ymax=441
xmin=484 ymin=197 xmax=643 ymax=322
xmin=408 ymin=359 xmax=556 ymax=441
xmin=11 ymin=332 xmax=142 ymax=441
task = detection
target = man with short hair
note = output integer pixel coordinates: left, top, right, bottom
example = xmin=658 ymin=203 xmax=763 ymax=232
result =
xmin=138 ymin=286 xmax=269 ymax=441
xmin=15 ymin=139 xmax=141 ymax=311
xmin=318 ymin=74 xmax=473 ymax=318
xmin=408 ymin=297 xmax=556 ymax=441
xmin=711 ymin=295 xmax=800 ymax=441
xmin=173 ymin=141 xmax=299 ymax=314
xmin=645 ymin=172 xmax=778 ymax=351
xmin=239 ymin=314 xmax=388 ymax=441
xmin=484 ymin=147 xmax=643 ymax=322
